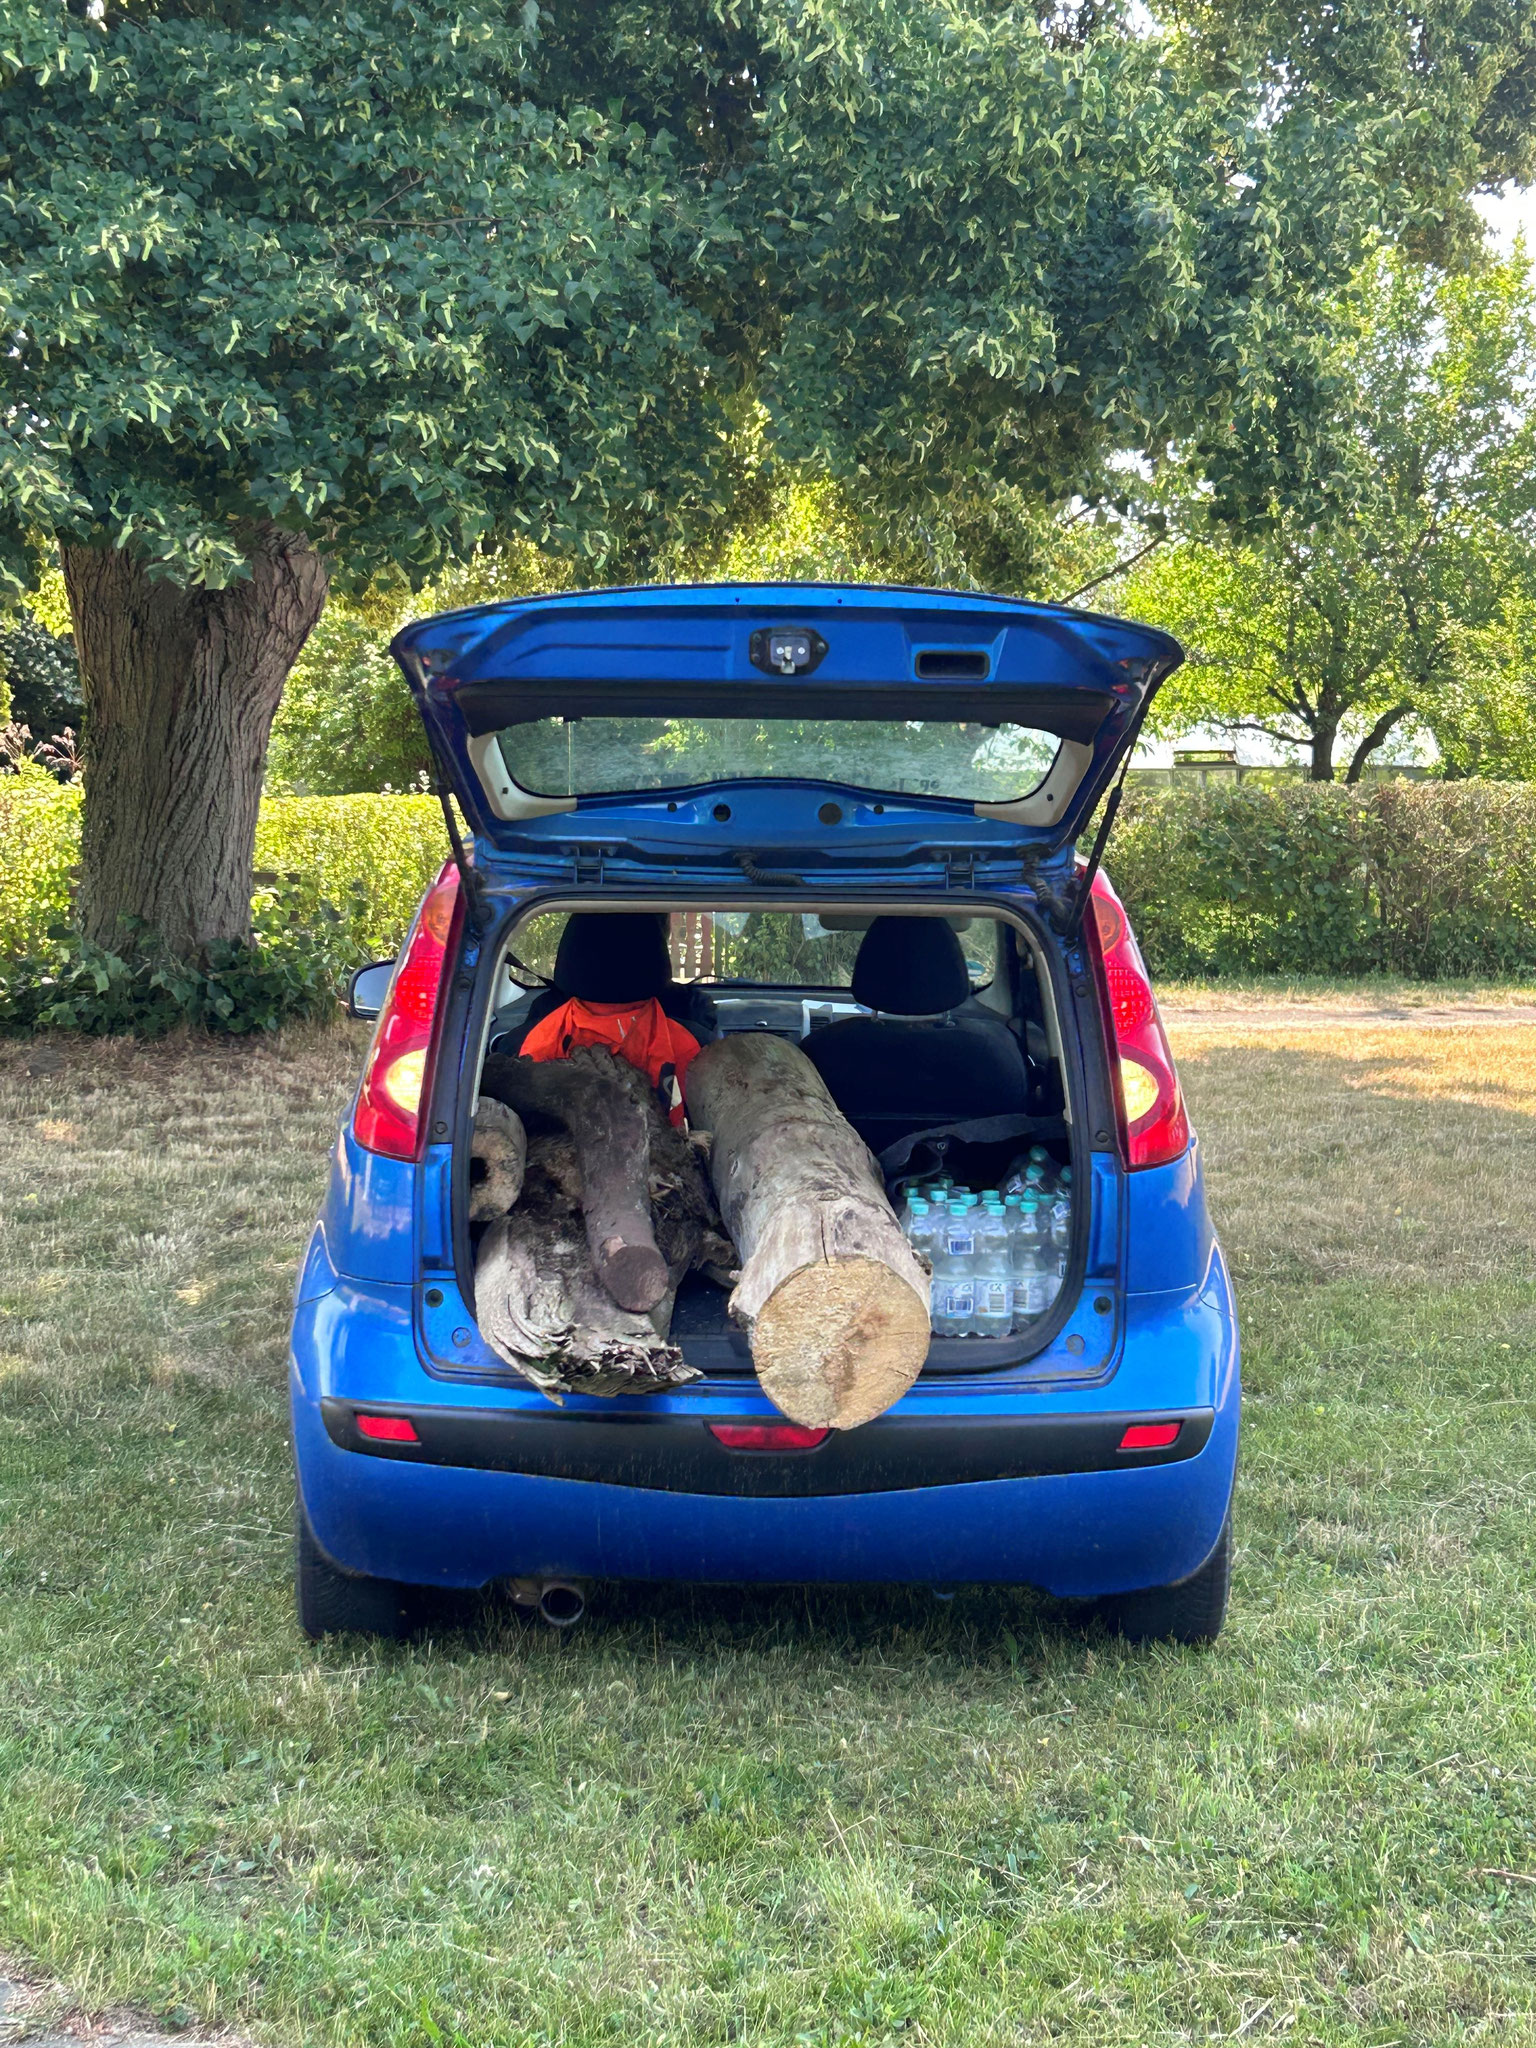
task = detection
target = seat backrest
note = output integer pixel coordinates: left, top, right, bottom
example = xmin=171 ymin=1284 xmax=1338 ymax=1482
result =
xmin=496 ymin=913 xmax=710 ymax=1053
xmin=803 ymin=916 xmax=1028 ymax=1146
xmin=851 ymin=916 xmax=972 ymax=1015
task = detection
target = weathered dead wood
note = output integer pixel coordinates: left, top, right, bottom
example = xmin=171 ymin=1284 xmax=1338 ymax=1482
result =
xmin=480 ymin=1048 xmax=668 ymax=1312
xmin=475 ymin=1208 xmax=699 ymax=1401
xmin=687 ymin=1033 xmax=930 ymax=1429
xmin=468 ymin=1097 xmax=527 ymax=1220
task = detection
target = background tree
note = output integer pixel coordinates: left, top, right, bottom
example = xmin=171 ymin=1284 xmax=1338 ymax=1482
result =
xmin=0 ymin=1 xmax=732 ymax=951
xmin=4 ymin=0 xmax=1516 ymax=955
xmin=1122 ymin=249 xmax=1536 ymax=780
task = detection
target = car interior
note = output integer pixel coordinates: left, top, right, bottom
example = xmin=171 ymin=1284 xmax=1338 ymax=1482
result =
xmin=473 ymin=906 xmax=1077 ymax=1370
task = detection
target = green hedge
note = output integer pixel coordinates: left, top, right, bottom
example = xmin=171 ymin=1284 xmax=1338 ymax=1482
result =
xmin=4 ymin=780 xmax=1536 ymax=980
xmin=1109 ymin=781 xmax=1536 ymax=978
xmin=0 ymin=785 xmax=444 ymax=963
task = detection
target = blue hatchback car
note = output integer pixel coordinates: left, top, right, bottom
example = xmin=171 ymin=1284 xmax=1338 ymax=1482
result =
xmin=290 ymin=583 xmax=1239 ymax=1643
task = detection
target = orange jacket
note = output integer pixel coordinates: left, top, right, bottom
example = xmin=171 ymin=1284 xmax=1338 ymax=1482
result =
xmin=520 ymin=995 xmax=698 ymax=1125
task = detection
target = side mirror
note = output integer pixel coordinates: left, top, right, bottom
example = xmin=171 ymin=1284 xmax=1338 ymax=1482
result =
xmin=346 ymin=959 xmax=396 ymax=1021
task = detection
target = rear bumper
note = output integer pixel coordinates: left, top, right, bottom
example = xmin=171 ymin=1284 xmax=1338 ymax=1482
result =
xmin=290 ymin=1250 xmax=1240 ymax=1599
xmin=319 ymin=1395 xmax=1212 ymax=1495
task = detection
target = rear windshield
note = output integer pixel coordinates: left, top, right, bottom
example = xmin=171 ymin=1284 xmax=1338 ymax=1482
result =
xmin=510 ymin=911 xmax=999 ymax=991
xmin=494 ymin=716 xmax=1058 ymax=802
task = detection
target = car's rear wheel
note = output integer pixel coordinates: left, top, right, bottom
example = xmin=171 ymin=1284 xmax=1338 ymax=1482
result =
xmin=1099 ymin=1514 xmax=1232 ymax=1645
xmin=295 ymin=1492 xmax=421 ymax=1640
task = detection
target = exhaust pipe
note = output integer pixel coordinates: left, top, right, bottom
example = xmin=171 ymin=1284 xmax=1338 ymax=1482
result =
xmin=508 ymin=1576 xmax=588 ymax=1629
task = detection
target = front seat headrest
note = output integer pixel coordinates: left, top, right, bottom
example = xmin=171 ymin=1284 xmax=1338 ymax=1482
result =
xmin=851 ymin=916 xmax=971 ymax=1015
xmin=553 ymin=912 xmax=672 ymax=1003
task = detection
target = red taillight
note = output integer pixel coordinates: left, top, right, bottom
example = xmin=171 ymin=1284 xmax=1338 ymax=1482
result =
xmin=708 ymin=1422 xmax=830 ymax=1450
xmin=1085 ymin=870 xmax=1190 ymax=1171
xmin=352 ymin=862 xmax=463 ymax=1161
xmin=356 ymin=1414 xmax=420 ymax=1443
xmin=1118 ymin=1421 xmax=1181 ymax=1450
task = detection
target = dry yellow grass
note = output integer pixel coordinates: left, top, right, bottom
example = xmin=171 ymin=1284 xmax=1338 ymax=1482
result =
xmin=1170 ymin=1015 xmax=1536 ymax=1291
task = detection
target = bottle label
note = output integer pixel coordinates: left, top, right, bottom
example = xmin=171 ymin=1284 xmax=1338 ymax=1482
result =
xmin=979 ymin=1282 xmax=1010 ymax=1317
xmin=946 ymin=1230 xmax=974 ymax=1256
xmin=940 ymin=1284 xmax=974 ymax=1318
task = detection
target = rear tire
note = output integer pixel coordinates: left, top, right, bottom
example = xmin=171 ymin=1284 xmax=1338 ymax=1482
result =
xmin=295 ymin=1493 xmax=421 ymax=1640
xmin=1099 ymin=1514 xmax=1232 ymax=1645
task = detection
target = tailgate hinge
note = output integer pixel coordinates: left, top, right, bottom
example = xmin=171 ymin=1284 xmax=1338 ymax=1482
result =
xmin=943 ymin=848 xmax=979 ymax=891
xmin=571 ymin=847 xmax=608 ymax=888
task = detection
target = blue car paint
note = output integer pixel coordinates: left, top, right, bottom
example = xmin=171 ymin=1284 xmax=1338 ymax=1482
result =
xmin=290 ymin=1247 xmax=1236 ymax=1597
xmin=290 ymin=582 xmax=1238 ymax=1605
xmin=291 ymin=1112 xmax=1238 ymax=1597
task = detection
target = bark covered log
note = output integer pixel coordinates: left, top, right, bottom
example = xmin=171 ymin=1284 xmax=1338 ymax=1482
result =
xmin=687 ymin=1033 xmax=930 ymax=1429
xmin=475 ymin=1207 xmax=698 ymax=1401
xmin=468 ymin=1097 xmax=527 ymax=1220
xmin=62 ymin=527 xmax=330 ymax=953
xmin=480 ymin=1047 xmax=669 ymax=1312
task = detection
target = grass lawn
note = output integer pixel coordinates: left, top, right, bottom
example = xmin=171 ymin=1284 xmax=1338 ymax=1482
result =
xmin=1 ymin=1009 xmax=1534 ymax=2046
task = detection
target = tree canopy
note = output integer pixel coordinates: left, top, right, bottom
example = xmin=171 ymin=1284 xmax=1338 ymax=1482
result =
xmin=4 ymin=0 xmax=1534 ymax=954
xmin=1123 ymin=249 xmax=1536 ymax=779
xmin=0 ymin=0 xmax=736 ymax=599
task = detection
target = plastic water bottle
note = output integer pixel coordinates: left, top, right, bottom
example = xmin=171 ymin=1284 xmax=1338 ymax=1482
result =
xmin=932 ymin=1202 xmax=978 ymax=1336
xmin=1047 ymin=1189 xmax=1072 ymax=1272
xmin=972 ymin=1203 xmax=1013 ymax=1336
xmin=1012 ymin=1197 xmax=1052 ymax=1327
xmin=902 ymin=1195 xmax=935 ymax=1256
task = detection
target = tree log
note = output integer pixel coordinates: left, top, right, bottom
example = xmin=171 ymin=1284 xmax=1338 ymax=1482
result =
xmin=475 ymin=1207 xmax=698 ymax=1401
xmin=468 ymin=1096 xmax=527 ymax=1220
xmin=687 ymin=1033 xmax=931 ymax=1429
xmin=480 ymin=1047 xmax=668 ymax=1312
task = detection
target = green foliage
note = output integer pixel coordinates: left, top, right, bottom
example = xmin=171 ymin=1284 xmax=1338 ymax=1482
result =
xmin=1111 ymin=781 xmax=1536 ymax=978
xmin=0 ymin=779 xmax=80 ymax=956
xmin=9 ymin=779 xmax=1536 ymax=990
xmin=0 ymin=605 xmax=81 ymax=738
xmin=0 ymin=876 xmax=369 ymax=1037
xmin=1121 ymin=248 xmax=1536 ymax=779
xmin=0 ymin=2 xmax=735 ymax=598
xmin=268 ymin=548 xmax=576 ymax=796
xmin=1168 ymin=0 xmax=1536 ymax=262
xmin=739 ymin=0 xmax=1385 ymax=528
xmin=3 ymin=0 xmax=1484 ymax=604
xmin=0 ymin=788 xmax=445 ymax=968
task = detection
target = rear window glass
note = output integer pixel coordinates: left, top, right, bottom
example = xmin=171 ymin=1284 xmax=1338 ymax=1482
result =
xmin=494 ymin=716 xmax=1058 ymax=802
xmin=510 ymin=911 xmax=998 ymax=991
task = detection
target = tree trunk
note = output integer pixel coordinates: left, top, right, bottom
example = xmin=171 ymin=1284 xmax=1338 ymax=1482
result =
xmin=1308 ymin=720 xmax=1338 ymax=781
xmin=480 ymin=1048 xmax=671 ymax=1312
xmin=687 ymin=1033 xmax=931 ymax=1430
xmin=62 ymin=527 xmax=330 ymax=953
xmin=475 ymin=1206 xmax=697 ymax=1401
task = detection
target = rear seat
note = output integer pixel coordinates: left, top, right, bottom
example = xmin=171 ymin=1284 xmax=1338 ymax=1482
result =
xmin=494 ymin=912 xmax=715 ymax=1054
xmin=801 ymin=916 xmax=1030 ymax=1150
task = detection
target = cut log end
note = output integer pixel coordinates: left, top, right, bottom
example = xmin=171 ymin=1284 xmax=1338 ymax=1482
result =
xmin=599 ymin=1239 xmax=670 ymax=1314
xmin=750 ymin=1256 xmax=931 ymax=1429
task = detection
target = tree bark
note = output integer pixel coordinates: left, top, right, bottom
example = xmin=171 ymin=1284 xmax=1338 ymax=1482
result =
xmin=687 ymin=1033 xmax=931 ymax=1430
xmin=475 ymin=1207 xmax=696 ymax=1401
xmin=1308 ymin=720 xmax=1338 ymax=781
xmin=1344 ymin=704 xmax=1412 ymax=785
xmin=468 ymin=1097 xmax=527 ymax=1221
xmin=479 ymin=1048 xmax=671 ymax=1312
xmin=62 ymin=527 xmax=330 ymax=953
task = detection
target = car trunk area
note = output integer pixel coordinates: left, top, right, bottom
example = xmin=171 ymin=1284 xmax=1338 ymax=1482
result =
xmin=456 ymin=898 xmax=1088 ymax=1383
